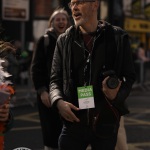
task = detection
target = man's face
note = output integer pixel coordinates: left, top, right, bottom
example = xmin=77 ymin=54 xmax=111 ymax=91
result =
xmin=69 ymin=0 xmax=96 ymax=27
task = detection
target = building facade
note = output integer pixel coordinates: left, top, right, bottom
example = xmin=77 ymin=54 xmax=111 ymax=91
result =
xmin=1 ymin=0 xmax=150 ymax=51
xmin=123 ymin=0 xmax=150 ymax=51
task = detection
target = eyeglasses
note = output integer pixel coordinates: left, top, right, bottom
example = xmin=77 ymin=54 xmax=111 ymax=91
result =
xmin=68 ymin=1 xmax=84 ymax=9
xmin=68 ymin=0 xmax=95 ymax=9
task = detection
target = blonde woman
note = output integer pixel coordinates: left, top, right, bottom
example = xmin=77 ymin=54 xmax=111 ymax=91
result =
xmin=31 ymin=8 xmax=70 ymax=150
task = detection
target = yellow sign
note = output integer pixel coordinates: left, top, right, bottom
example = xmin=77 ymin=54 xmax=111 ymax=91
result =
xmin=124 ymin=17 xmax=150 ymax=33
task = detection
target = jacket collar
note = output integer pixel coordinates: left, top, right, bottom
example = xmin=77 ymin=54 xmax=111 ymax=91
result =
xmin=73 ymin=20 xmax=112 ymax=40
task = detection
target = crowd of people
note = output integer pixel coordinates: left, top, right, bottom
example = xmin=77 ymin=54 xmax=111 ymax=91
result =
xmin=5 ymin=40 xmax=33 ymax=86
xmin=1 ymin=0 xmax=142 ymax=150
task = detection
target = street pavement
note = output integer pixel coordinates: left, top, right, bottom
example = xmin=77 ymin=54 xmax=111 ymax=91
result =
xmin=125 ymin=84 xmax=150 ymax=150
xmin=4 ymin=75 xmax=150 ymax=150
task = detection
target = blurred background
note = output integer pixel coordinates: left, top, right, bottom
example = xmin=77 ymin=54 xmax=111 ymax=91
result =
xmin=0 ymin=0 xmax=150 ymax=86
xmin=0 ymin=0 xmax=150 ymax=50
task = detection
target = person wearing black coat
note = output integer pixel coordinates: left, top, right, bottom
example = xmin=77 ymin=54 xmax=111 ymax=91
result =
xmin=49 ymin=1 xmax=136 ymax=150
xmin=30 ymin=8 xmax=70 ymax=150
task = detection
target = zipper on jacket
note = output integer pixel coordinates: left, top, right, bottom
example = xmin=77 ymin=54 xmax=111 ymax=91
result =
xmin=86 ymin=29 xmax=106 ymax=126
xmin=86 ymin=37 xmax=95 ymax=126
xmin=74 ymin=29 xmax=104 ymax=126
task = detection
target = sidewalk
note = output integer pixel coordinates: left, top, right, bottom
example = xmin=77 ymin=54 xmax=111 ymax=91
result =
xmin=10 ymin=84 xmax=36 ymax=107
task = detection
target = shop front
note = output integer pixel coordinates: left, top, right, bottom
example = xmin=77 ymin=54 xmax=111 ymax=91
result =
xmin=124 ymin=17 xmax=150 ymax=51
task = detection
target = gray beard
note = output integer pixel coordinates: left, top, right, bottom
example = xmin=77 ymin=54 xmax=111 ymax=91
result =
xmin=74 ymin=18 xmax=88 ymax=27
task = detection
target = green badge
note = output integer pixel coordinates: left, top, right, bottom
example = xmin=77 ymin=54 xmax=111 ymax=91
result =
xmin=77 ymin=86 xmax=95 ymax=109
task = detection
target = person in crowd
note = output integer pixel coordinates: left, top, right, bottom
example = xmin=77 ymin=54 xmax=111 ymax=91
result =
xmin=6 ymin=47 xmax=20 ymax=85
xmin=49 ymin=0 xmax=136 ymax=150
xmin=30 ymin=8 xmax=70 ymax=150
xmin=137 ymin=42 xmax=150 ymax=62
xmin=136 ymin=42 xmax=150 ymax=83
xmin=0 ymin=41 xmax=16 ymax=149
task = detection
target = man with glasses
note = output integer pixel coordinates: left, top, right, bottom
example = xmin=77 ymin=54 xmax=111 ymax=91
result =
xmin=50 ymin=0 xmax=136 ymax=150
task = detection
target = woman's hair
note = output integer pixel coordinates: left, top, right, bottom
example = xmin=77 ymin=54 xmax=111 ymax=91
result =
xmin=48 ymin=8 xmax=70 ymax=31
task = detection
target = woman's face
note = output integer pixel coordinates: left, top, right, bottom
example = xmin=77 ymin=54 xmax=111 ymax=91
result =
xmin=53 ymin=13 xmax=68 ymax=35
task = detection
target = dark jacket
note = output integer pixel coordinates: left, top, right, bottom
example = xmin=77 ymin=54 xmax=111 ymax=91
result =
xmin=50 ymin=21 xmax=136 ymax=118
xmin=31 ymin=30 xmax=57 ymax=94
xmin=30 ymin=30 xmax=62 ymax=147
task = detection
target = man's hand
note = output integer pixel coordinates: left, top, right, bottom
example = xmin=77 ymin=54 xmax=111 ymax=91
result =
xmin=0 ymin=104 xmax=9 ymax=122
xmin=40 ymin=91 xmax=51 ymax=107
xmin=102 ymin=76 xmax=122 ymax=100
xmin=57 ymin=100 xmax=80 ymax=122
